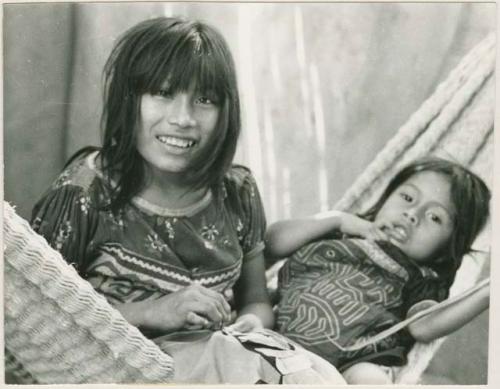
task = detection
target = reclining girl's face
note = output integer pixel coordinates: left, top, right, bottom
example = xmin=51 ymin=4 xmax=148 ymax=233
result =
xmin=374 ymin=171 xmax=455 ymax=263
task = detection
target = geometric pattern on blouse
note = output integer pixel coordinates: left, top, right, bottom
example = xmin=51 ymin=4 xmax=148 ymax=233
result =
xmin=87 ymin=243 xmax=243 ymax=298
xmin=277 ymin=239 xmax=406 ymax=352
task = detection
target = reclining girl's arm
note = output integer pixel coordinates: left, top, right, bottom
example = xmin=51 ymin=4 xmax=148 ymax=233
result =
xmin=264 ymin=210 xmax=382 ymax=259
xmin=407 ymin=280 xmax=490 ymax=343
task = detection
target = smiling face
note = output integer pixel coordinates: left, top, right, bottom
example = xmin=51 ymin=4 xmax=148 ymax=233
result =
xmin=374 ymin=171 xmax=456 ymax=263
xmin=137 ymin=83 xmax=220 ymax=181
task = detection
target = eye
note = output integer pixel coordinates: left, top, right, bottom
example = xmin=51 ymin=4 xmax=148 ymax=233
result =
xmin=195 ymin=95 xmax=218 ymax=106
xmin=154 ymin=89 xmax=173 ymax=99
xmin=427 ymin=211 xmax=442 ymax=224
xmin=196 ymin=96 xmax=213 ymax=105
xmin=400 ymin=192 xmax=413 ymax=202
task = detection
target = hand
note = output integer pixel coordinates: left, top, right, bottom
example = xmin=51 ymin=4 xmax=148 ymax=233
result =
xmin=139 ymin=284 xmax=232 ymax=332
xmin=365 ymin=219 xmax=394 ymax=242
xmin=338 ymin=213 xmax=391 ymax=242
xmin=225 ymin=313 xmax=263 ymax=333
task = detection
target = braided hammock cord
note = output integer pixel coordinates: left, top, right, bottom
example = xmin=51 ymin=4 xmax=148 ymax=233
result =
xmin=334 ymin=33 xmax=495 ymax=214
xmin=3 ymin=202 xmax=175 ymax=384
xmin=3 ymin=34 xmax=494 ymax=385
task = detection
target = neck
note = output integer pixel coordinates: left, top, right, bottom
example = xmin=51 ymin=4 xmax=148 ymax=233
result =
xmin=138 ymin=170 xmax=209 ymax=210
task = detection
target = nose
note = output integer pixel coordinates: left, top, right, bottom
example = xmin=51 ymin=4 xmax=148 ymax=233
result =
xmin=403 ymin=209 xmax=419 ymax=226
xmin=167 ymin=94 xmax=197 ymax=128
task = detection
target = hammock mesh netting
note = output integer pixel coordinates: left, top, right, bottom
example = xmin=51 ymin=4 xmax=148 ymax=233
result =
xmin=4 ymin=33 xmax=494 ymax=384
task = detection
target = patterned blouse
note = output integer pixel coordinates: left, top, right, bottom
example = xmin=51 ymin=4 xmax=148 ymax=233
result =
xmin=31 ymin=151 xmax=266 ymax=311
xmin=276 ymin=238 xmax=447 ymax=371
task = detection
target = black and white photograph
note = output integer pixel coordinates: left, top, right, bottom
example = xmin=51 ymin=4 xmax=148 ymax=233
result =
xmin=3 ymin=2 xmax=497 ymax=386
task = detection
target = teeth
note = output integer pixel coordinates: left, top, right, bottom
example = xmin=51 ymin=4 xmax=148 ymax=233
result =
xmin=393 ymin=226 xmax=407 ymax=240
xmin=157 ymin=136 xmax=195 ymax=148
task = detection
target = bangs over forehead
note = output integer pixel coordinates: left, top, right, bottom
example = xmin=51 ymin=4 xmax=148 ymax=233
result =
xmin=131 ymin=19 xmax=234 ymax=99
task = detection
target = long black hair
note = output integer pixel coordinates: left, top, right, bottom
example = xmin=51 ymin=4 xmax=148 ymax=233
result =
xmin=80 ymin=17 xmax=241 ymax=212
xmin=362 ymin=157 xmax=490 ymax=291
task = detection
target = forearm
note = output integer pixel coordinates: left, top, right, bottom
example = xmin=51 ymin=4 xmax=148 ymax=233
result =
xmin=234 ymin=252 xmax=275 ymax=329
xmin=265 ymin=211 xmax=343 ymax=258
xmin=115 ymin=300 xmax=158 ymax=329
xmin=238 ymin=301 xmax=275 ymax=329
xmin=115 ymin=283 xmax=232 ymax=333
xmin=408 ymin=283 xmax=490 ymax=342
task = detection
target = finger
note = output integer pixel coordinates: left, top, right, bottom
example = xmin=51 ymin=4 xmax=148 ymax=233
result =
xmin=184 ymin=322 xmax=205 ymax=331
xmin=366 ymin=227 xmax=381 ymax=241
xmin=190 ymin=285 xmax=232 ymax=322
xmin=181 ymin=285 xmax=231 ymax=327
xmin=202 ymin=287 xmax=232 ymax=316
xmin=186 ymin=311 xmax=212 ymax=329
xmin=376 ymin=220 xmax=394 ymax=231
xmin=366 ymin=227 xmax=386 ymax=242
xmin=199 ymin=294 xmax=230 ymax=324
xmin=374 ymin=228 xmax=390 ymax=241
xmin=228 ymin=310 xmax=238 ymax=325
xmin=186 ymin=300 xmax=225 ymax=325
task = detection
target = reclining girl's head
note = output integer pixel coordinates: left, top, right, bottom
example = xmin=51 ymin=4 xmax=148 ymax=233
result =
xmin=362 ymin=157 xmax=490 ymax=289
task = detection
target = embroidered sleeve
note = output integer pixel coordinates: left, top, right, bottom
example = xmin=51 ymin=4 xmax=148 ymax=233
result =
xmin=231 ymin=166 xmax=267 ymax=260
xmin=30 ymin=184 xmax=98 ymax=274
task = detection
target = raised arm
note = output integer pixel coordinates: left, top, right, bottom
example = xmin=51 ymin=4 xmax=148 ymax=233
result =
xmin=407 ymin=280 xmax=490 ymax=343
xmin=265 ymin=210 xmax=387 ymax=259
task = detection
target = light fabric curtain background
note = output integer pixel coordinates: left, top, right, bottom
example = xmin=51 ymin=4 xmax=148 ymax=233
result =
xmin=4 ymin=2 xmax=495 ymax=384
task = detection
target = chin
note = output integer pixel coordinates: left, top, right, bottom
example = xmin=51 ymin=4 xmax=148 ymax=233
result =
xmin=152 ymin=159 xmax=191 ymax=174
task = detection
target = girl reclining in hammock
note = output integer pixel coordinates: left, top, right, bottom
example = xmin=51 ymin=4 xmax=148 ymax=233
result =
xmin=266 ymin=157 xmax=491 ymax=384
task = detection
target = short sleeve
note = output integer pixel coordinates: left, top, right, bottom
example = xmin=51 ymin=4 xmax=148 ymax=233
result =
xmin=226 ymin=166 xmax=267 ymax=260
xmin=402 ymin=273 xmax=448 ymax=317
xmin=31 ymin=185 xmax=98 ymax=274
xmin=406 ymin=299 xmax=439 ymax=318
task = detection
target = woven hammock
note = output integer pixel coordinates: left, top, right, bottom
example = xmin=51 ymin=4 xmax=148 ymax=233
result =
xmin=4 ymin=33 xmax=494 ymax=385
xmin=329 ymin=32 xmax=494 ymax=384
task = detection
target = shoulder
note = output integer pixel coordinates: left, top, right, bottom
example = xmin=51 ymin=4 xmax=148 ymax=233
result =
xmin=224 ymin=164 xmax=257 ymax=186
xmin=223 ymin=164 xmax=260 ymax=198
xmin=35 ymin=151 xmax=109 ymax=214
xmin=52 ymin=151 xmax=103 ymax=193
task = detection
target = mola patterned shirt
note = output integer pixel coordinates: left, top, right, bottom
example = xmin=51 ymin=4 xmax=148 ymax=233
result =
xmin=276 ymin=238 xmax=447 ymax=370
